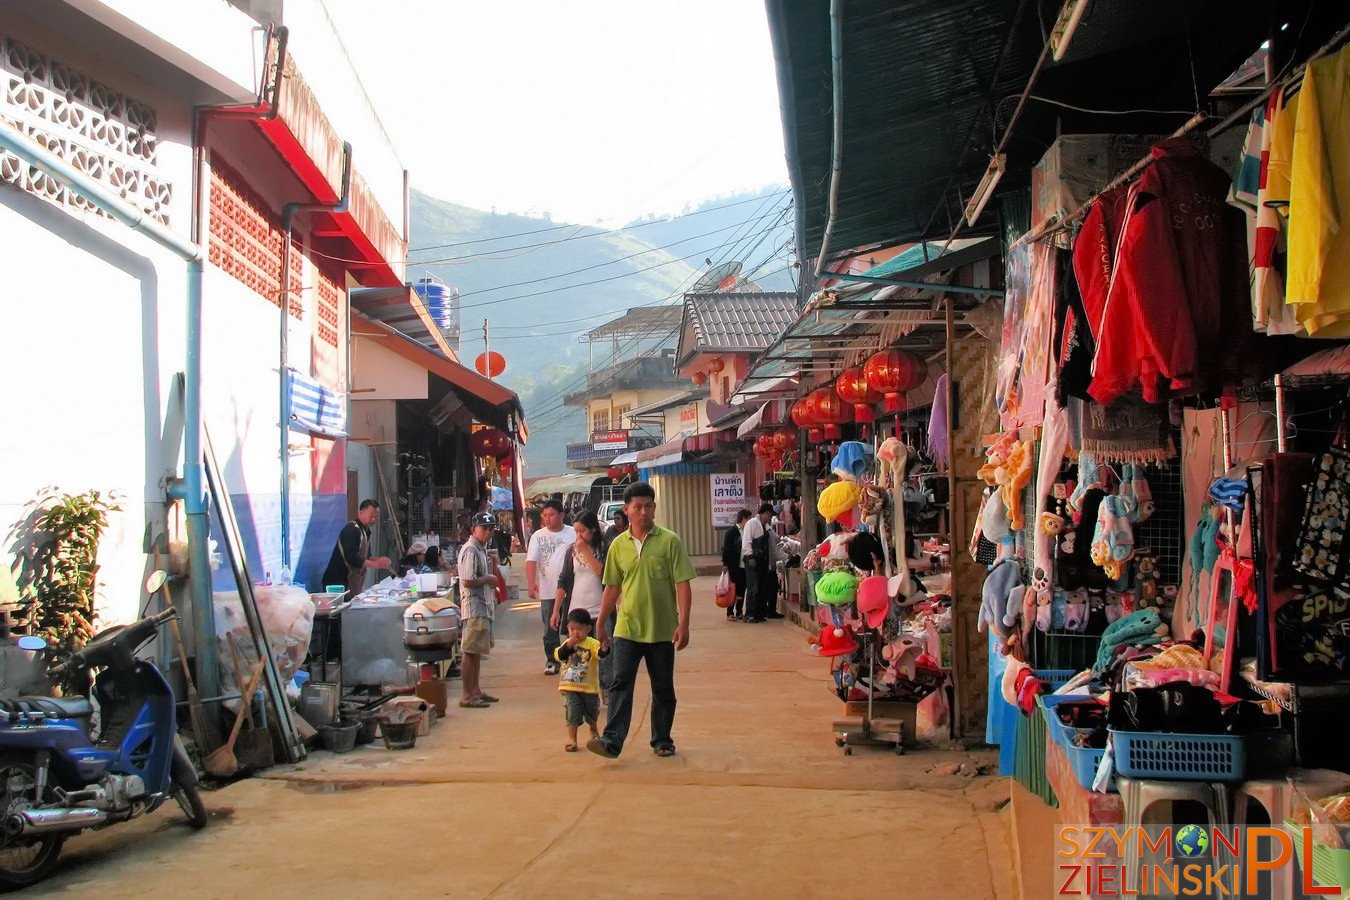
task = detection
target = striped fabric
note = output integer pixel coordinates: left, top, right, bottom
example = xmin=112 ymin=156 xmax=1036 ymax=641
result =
xmin=288 ymin=370 xmax=346 ymax=437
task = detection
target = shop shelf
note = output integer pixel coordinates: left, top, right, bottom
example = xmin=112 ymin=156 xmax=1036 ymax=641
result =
xmin=1108 ymin=728 xmax=1245 ymax=782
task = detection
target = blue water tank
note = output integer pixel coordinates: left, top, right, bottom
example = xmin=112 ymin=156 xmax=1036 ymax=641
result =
xmin=413 ymin=278 xmax=454 ymax=330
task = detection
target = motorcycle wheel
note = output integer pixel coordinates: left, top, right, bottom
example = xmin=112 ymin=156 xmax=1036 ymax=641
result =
xmin=172 ymin=782 xmax=208 ymax=830
xmin=0 ymin=752 xmax=64 ymax=888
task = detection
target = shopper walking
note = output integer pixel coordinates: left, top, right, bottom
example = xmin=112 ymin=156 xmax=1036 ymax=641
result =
xmin=554 ymin=608 xmax=608 ymax=752
xmin=526 ymin=499 xmax=575 ymax=675
xmin=588 ymin=482 xmax=695 ymax=759
xmin=553 ymin=511 xmax=612 ymax=701
xmin=741 ymin=503 xmax=776 ymax=622
xmin=456 ymin=512 xmax=502 ymax=709
xmin=720 ymin=509 xmax=752 ymax=620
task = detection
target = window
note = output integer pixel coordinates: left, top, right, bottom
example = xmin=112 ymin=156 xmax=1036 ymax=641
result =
xmin=592 ymin=408 xmax=610 ymax=433
xmin=613 ymin=404 xmax=632 ymax=428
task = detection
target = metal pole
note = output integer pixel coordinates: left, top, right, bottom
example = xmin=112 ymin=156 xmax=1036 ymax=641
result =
xmin=1274 ymin=373 xmax=1287 ymax=452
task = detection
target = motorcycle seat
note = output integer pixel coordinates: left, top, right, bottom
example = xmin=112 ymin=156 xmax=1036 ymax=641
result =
xmin=11 ymin=697 xmax=94 ymax=719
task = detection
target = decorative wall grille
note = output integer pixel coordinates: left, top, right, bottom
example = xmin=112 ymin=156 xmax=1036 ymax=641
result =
xmin=208 ymin=154 xmax=302 ymax=316
xmin=0 ymin=36 xmax=171 ymax=224
xmin=315 ymin=267 xmax=341 ymax=347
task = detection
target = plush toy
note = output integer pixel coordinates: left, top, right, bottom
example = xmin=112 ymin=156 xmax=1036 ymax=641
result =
xmin=976 ymin=559 xmax=1020 ymax=642
xmin=1051 ymin=589 xmax=1069 ymax=630
xmin=815 ymin=570 xmax=859 ymax=606
xmin=1063 ymin=589 xmax=1088 ymax=632
xmin=1104 ymin=590 xmax=1125 ymax=624
xmin=1093 ymin=607 xmax=1169 ymax=673
xmin=1036 ymin=590 xmax=1053 ymax=632
xmin=1020 ymin=583 xmax=1040 ymax=647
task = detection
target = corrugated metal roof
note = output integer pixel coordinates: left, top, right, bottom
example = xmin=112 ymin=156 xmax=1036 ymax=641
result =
xmin=766 ymin=0 xmax=1282 ymax=262
xmin=677 ymin=292 xmax=798 ymax=366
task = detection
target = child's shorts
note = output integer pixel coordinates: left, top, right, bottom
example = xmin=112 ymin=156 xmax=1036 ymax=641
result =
xmin=563 ymin=691 xmax=599 ymax=727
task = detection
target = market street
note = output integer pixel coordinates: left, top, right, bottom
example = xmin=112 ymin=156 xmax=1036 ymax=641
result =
xmin=36 ymin=575 xmax=1009 ymax=897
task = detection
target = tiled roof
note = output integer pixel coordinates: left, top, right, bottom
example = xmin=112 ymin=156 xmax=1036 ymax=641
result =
xmin=679 ymin=292 xmax=798 ymax=364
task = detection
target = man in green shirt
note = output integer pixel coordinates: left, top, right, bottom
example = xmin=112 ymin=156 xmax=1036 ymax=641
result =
xmin=587 ymin=482 xmax=695 ymax=759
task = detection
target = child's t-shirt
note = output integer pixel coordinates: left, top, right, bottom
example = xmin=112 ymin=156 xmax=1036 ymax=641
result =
xmin=554 ymin=636 xmax=602 ymax=694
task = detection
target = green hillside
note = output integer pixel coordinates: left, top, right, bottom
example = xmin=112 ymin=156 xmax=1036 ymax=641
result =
xmin=407 ymin=186 xmax=795 ymax=474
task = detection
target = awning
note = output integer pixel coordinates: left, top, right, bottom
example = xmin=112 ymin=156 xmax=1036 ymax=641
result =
xmin=767 ymin=0 xmax=1283 ymax=262
xmin=525 ymin=473 xmax=601 ymax=498
xmin=351 ymin=284 xmax=459 ymax=362
xmin=624 ymin=389 xmax=707 ymax=419
xmin=353 ymin=312 xmax=526 ymax=438
xmin=636 ymin=431 xmax=692 ymax=469
xmin=736 ymin=403 xmax=769 ymax=439
xmin=610 ymin=451 xmax=640 ymax=466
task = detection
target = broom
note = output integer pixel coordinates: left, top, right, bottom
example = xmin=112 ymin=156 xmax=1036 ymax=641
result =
xmin=204 ymin=657 xmax=265 ymax=778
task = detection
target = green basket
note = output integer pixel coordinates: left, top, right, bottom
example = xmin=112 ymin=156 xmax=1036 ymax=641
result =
xmin=1013 ymin=703 xmax=1058 ymax=809
xmin=1285 ymin=820 xmax=1350 ymax=892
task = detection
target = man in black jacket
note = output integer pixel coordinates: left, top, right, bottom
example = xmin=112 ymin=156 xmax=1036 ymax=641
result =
xmin=321 ymin=499 xmax=392 ymax=595
xmin=720 ymin=509 xmax=751 ymax=620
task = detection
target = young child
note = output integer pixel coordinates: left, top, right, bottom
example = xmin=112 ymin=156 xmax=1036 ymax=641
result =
xmin=554 ymin=608 xmax=608 ymax=752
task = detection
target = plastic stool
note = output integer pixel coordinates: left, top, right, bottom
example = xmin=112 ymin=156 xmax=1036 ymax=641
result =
xmin=1231 ymin=770 xmax=1350 ymax=900
xmin=1119 ymin=777 xmax=1231 ymax=892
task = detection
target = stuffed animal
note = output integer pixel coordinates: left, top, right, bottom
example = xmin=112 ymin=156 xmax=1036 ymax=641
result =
xmin=976 ymin=559 xmax=1020 ymax=642
xmin=1093 ymin=607 xmax=1169 ymax=673
xmin=1063 ymin=589 xmax=1088 ymax=632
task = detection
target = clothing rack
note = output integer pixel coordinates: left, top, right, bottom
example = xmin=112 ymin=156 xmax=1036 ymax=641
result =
xmin=1010 ymin=20 xmax=1350 ymax=252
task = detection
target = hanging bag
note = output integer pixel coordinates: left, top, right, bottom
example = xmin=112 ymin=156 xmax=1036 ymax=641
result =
xmin=715 ymin=571 xmax=736 ymax=609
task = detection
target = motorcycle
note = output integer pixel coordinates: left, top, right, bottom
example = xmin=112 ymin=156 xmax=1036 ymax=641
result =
xmin=0 ymin=599 xmax=207 ymax=888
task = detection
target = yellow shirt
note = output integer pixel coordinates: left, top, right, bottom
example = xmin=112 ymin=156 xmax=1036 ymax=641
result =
xmin=1288 ymin=46 xmax=1350 ymax=337
xmin=554 ymin=636 xmax=602 ymax=694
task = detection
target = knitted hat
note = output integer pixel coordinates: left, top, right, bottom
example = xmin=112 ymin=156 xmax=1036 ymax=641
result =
xmin=813 ymin=624 xmax=860 ymax=657
xmin=831 ymin=441 xmax=869 ymax=481
xmin=856 ymin=575 xmax=890 ymax=629
xmin=815 ymin=570 xmax=859 ymax=606
xmin=817 ymin=480 xmax=862 ymax=525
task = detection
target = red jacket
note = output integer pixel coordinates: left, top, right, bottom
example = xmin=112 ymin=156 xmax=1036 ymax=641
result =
xmin=1072 ymin=185 xmax=1129 ymax=341
xmin=1088 ymin=138 xmax=1250 ymax=405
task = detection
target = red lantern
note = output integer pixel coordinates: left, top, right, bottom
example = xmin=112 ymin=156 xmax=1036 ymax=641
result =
xmin=790 ymin=399 xmax=814 ymax=429
xmin=834 ymin=366 xmax=880 ymax=423
xmin=808 ymin=387 xmax=846 ymax=440
xmin=469 ymin=427 xmax=512 ymax=459
xmin=863 ymin=349 xmax=923 ymax=412
xmin=772 ymin=426 xmax=794 ymax=451
xmin=624 ymin=463 xmax=637 ymax=477
xmin=607 ymin=466 xmax=621 ymax=481
xmin=498 ymin=457 xmax=513 ymax=477
xmin=691 ymin=371 xmax=708 ymax=386
xmin=753 ymin=434 xmax=772 ymax=458
xmin=707 ymin=357 xmax=725 ymax=374
xmin=474 ymin=351 xmax=506 ymax=378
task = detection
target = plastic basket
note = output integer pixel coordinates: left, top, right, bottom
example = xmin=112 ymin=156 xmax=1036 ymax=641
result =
xmin=998 ymin=670 xmax=1075 ymax=775
xmin=1285 ymin=820 xmax=1350 ymax=892
xmin=1108 ymin=728 xmax=1245 ymax=782
xmin=1040 ymin=696 xmax=1113 ymax=792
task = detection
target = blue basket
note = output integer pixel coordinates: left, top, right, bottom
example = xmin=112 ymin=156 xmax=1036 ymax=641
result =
xmin=998 ymin=670 xmax=1075 ymax=775
xmin=1040 ymin=695 xmax=1113 ymax=792
xmin=1109 ymin=728 xmax=1245 ymax=782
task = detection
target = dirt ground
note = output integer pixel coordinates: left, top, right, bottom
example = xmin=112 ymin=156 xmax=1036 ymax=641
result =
xmin=36 ymin=575 xmax=1013 ymax=897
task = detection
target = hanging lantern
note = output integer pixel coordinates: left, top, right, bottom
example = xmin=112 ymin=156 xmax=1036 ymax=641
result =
xmin=753 ymin=434 xmax=773 ymax=458
xmin=707 ymin=357 xmax=725 ymax=374
xmin=863 ymin=349 xmax=923 ymax=412
xmin=772 ymin=426 xmax=795 ymax=451
xmin=474 ymin=351 xmax=507 ymax=378
xmin=624 ymin=463 xmax=637 ymax=478
xmin=808 ymin=387 xmax=846 ymax=440
xmin=834 ymin=366 xmax=880 ymax=423
xmin=607 ymin=466 xmax=621 ymax=481
xmin=790 ymin=399 xmax=814 ymax=429
xmin=469 ymin=427 xmax=512 ymax=459
xmin=498 ymin=456 xmax=513 ymax=477
xmin=691 ymin=370 xmax=708 ymax=386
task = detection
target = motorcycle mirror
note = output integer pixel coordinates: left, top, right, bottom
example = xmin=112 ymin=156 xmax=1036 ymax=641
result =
xmin=145 ymin=570 xmax=168 ymax=594
xmin=16 ymin=636 xmax=47 ymax=652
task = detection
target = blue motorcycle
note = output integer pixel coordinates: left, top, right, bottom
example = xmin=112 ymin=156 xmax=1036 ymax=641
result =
xmin=0 ymin=605 xmax=206 ymax=888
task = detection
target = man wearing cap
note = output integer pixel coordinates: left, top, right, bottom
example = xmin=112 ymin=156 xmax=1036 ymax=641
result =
xmin=457 ymin=512 xmax=503 ymax=708
xmin=322 ymin=499 xmax=391 ymax=596
xmin=588 ymin=482 xmax=696 ymax=759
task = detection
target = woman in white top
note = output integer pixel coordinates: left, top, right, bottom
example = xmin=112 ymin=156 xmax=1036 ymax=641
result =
xmin=552 ymin=510 xmax=607 ymax=626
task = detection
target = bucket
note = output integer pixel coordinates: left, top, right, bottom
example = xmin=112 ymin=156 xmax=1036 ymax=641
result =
xmin=380 ymin=721 xmax=418 ymax=750
xmin=354 ymin=716 xmax=378 ymax=746
xmin=320 ymin=720 xmax=360 ymax=753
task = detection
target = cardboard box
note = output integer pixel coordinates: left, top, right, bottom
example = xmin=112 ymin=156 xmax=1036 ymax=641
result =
xmin=842 ymin=699 xmax=918 ymax=744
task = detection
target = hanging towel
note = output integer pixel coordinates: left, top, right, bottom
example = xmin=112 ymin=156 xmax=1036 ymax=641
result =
xmin=288 ymin=370 xmax=347 ymax=437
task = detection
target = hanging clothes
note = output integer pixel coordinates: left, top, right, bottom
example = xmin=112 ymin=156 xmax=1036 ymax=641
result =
xmin=1053 ymin=248 xmax=1096 ymax=402
xmin=1287 ymin=45 xmax=1350 ymax=337
xmin=1088 ymin=138 xmax=1252 ymax=406
xmin=1016 ymin=241 xmax=1056 ymax=427
xmin=1071 ymin=185 xmax=1129 ymax=341
xmin=1252 ymin=86 xmax=1304 ymax=335
xmin=996 ymin=243 xmax=1032 ymax=429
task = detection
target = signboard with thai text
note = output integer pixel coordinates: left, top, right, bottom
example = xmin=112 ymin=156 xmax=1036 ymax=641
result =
xmin=710 ymin=472 xmax=746 ymax=528
xmin=591 ymin=430 xmax=629 ymax=451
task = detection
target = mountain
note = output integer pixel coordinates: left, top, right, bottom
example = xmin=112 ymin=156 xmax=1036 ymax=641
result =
xmin=407 ymin=185 xmax=795 ymax=474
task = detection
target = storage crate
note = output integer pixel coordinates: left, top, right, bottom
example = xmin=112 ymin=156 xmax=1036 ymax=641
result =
xmin=997 ymin=669 xmax=1075 ymax=775
xmin=1040 ymin=695 xmax=1113 ymax=792
xmin=1285 ymin=820 xmax=1350 ymax=893
xmin=1108 ymin=728 xmax=1245 ymax=782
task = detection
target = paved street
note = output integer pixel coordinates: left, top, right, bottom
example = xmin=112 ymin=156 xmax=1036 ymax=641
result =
xmin=37 ymin=576 xmax=1010 ymax=897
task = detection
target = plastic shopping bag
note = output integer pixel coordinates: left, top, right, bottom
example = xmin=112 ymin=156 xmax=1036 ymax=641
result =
xmin=715 ymin=571 xmax=736 ymax=609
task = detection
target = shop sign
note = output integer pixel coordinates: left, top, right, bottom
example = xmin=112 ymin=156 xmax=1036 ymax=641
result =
xmin=679 ymin=404 xmax=698 ymax=427
xmin=709 ymin=472 xmax=745 ymax=528
xmin=591 ymin=430 xmax=629 ymax=451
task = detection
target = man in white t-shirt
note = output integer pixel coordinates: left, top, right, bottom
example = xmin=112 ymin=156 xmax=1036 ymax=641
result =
xmin=527 ymin=499 xmax=576 ymax=675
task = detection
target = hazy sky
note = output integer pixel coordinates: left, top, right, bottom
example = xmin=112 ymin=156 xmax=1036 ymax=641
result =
xmin=323 ymin=0 xmax=789 ymax=227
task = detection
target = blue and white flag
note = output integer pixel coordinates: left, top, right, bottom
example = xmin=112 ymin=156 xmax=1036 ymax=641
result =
xmin=288 ymin=370 xmax=346 ymax=437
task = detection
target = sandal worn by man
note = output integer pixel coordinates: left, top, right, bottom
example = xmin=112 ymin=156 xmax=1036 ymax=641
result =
xmin=564 ymin=742 xmax=578 ymax=752
xmin=459 ymin=697 xmax=491 ymax=709
xmin=653 ymin=744 xmax=676 ymax=757
xmin=478 ymin=694 xmax=500 ymax=703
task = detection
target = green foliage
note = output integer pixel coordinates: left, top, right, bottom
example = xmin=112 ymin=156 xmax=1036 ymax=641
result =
xmin=27 ymin=489 xmax=120 ymax=656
